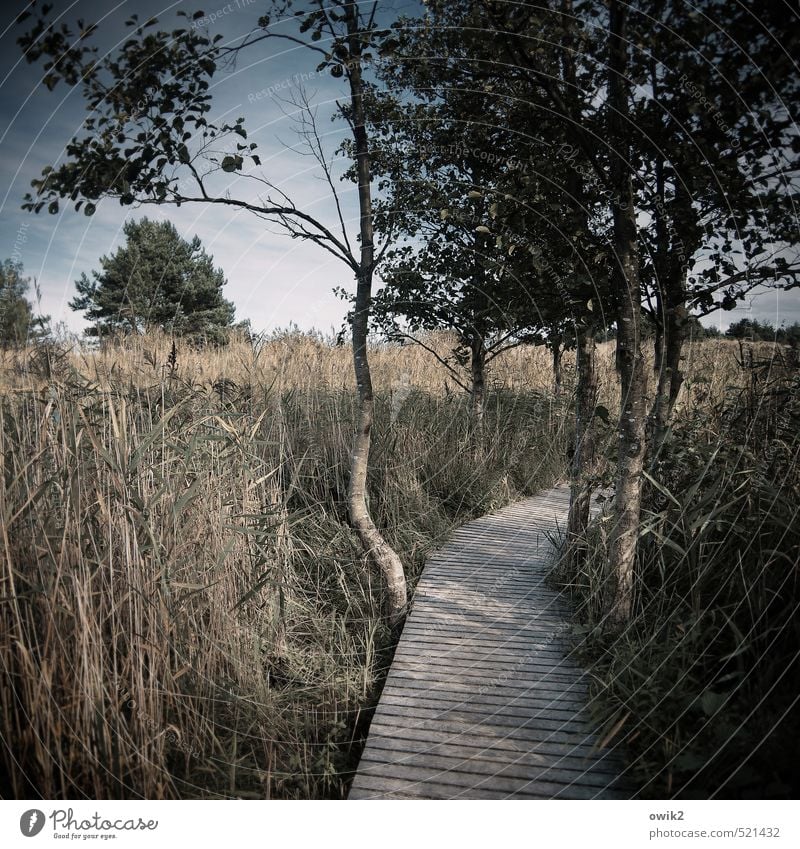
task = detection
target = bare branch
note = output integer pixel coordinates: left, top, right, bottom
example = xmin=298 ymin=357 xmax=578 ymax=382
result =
xmin=136 ymin=189 xmax=357 ymax=271
xmin=218 ymin=29 xmax=330 ymax=64
xmin=284 ymin=86 xmax=354 ymax=257
xmin=391 ymin=330 xmax=471 ymax=392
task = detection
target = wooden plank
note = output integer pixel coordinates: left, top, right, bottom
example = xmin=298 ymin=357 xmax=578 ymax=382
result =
xmin=357 ymin=744 xmax=625 ymax=791
xmin=392 ymin=633 xmax=578 ymax=653
xmin=349 ymin=484 xmax=630 ymax=800
xmin=395 ymin=628 xmax=578 ymax=666
xmin=387 ymin=657 xmax=586 ymax=682
xmin=374 ymin=685 xmax=594 ymax=716
xmin=392 ymin=630 xmax=573 ymax=650
xmin=365 ymin=705 xmax=604 ymax=750
xmin=368 ymin=704 xmax=595 ymax=737
xmin=376 ymin=694 xmax=593 ymax=725
xmin=412 ymin=592 xmax=567 ymax=607
xmin=384 ymin=665 xmax=586 ymax=690
xmin=385 ymin=674 xmax=591 ymax=704
xmin=358 ymin=735 xmax=623 ymax=780
xmin=391 ymin=644 xmax=574 ymax=664
xmin=384 ymin=677 xmax=592 ymax=706
xmin=396 ymin=632 xmax=577 ymax=653
xmin=351 ymin=763 xmax=618 ymax=800
xmin=361 ymin=723 xmax=626 ymax=766
xmin=407 ymin=607 xmax=570 ymax=627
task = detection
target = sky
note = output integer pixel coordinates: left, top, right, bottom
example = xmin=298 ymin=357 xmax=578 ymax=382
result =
xmin=1 ymin=0 xmax=419 ymax=337
xmin=1 ymin=0 xmax=798 ymax=338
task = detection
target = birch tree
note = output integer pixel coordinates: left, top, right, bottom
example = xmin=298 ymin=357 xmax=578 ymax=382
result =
xmin=18 ymin=0 xmax=408 ymax=622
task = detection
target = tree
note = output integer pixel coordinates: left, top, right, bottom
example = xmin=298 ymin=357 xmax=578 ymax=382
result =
xmin=386 ymin=0 xmax=616 ymax=571
xmin=363 ymin=81 xmax=547 ymax=436
xmin=0 ymin=259 xmax=49 ymax=348
xmin=478 ymin=0 xmax=799 ymax=623
xmin=373 ymin=264 xmax=542 ymax=437
xmin=366 ymin=3 xmax=608 ymax=461
xmin=436 ymin=0 xmax=645 ymax=624
xmin=70 ymin=218 xmax=235 ymax=342
xmin=489 ymin=0 xmax=612 ymax=560
xmin=18 ymin=1 xmax=408 ymax=622
xmin=686 ymin=317 xmax=720 ymax=340
xmin=601 ymin=0 xmax=647 ymax=627
xmin=628 ymin=0 xmax=800 ymax=453
xmin=725 ymin=318 xmax=800 ymax=344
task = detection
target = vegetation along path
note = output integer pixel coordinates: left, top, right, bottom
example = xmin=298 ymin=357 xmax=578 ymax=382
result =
xmin=349 ymin=484 xmax=632 ymax=800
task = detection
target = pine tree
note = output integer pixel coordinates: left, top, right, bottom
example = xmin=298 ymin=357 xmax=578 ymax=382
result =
xmin=0 ymin=260 xmax=49 ymax=348
xmin=70 ymin=218 xmax=235 ymax=343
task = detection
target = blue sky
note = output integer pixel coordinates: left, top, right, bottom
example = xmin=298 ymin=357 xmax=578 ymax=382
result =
xmin=1 ymin=0 xmax=798 ymax=337
xmin=2 ymin=0 xmax=418 ymax=337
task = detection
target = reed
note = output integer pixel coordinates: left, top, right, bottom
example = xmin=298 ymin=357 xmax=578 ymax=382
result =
xmin=552 ymin=341 xmax=800 ymax=798
xmin=0 ymin=331 xmax=566 ymax=798
xmin=1 ymin=330 xmax=784 ymax=798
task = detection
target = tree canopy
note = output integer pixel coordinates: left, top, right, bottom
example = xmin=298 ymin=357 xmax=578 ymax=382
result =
xmin=70 ymin=218 xmax=235 ymax=342
xmin=0 ymin=260 xmax=49 ymax=349
xmin=725 ymin=317 xmax=800 ymax=345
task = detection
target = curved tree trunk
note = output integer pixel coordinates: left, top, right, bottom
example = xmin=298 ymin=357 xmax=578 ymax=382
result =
xmin=345 ymin=4 xmax=406 ymax=625
xmin=348 ymin=295 xmax=407 ymax=623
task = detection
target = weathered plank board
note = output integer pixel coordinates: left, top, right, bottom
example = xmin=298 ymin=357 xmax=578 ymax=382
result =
xmin=349 ymin=483 xmax=632 ymax=800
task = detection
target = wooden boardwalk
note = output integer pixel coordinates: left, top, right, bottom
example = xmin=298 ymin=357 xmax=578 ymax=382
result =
xmin=349 ymin=484 xmax=631 ymax=800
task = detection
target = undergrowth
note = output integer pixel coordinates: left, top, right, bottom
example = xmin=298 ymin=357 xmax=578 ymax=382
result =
xmin=554 ymin=345 xmax=799 ymax=799
xmin=0 ymin=339 xmax=567 ymax=799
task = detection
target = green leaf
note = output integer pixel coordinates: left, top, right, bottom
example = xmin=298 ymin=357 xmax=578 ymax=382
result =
xmin=672 ymin=751 xmax=707 ymax=772
xmin=700 ymin=690 xmax=727 ymax=717
xmin=84 ymin=202 xmax=96 ymax=216
xmin=594 ymin=404 xmax=610 ymax=424
xmin=129 ymin=407 xmax=180 ymax=473
xmin=641 ymin=470 xmax=682 ymax=507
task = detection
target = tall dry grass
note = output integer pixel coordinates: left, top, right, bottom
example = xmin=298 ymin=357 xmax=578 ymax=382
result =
xmin=1 ymin=329 xmax=781 ymax=799
xmin=0 ymin=329 xmax=564 ymax=395
xmin=0 ymin=330 xmax=568 ymax=799
xmin=553 ymin=341 xmax=800 ymax=799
